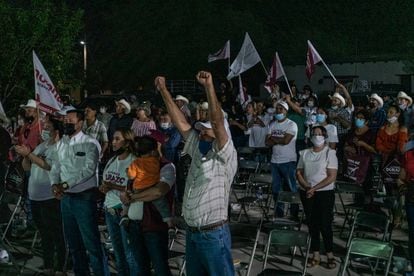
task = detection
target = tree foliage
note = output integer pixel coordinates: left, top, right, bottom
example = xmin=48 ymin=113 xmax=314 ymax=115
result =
xmin=0 ymin=0 xmax=83 ymax=113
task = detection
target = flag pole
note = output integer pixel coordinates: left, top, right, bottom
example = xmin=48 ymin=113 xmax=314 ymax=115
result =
xmin=276 ymin=52 xmax=293 ymax=97
xmin=260 ymin=60 xmax=268 ymax=76
xmin=319 ymin=58 xmax=338 ymax=84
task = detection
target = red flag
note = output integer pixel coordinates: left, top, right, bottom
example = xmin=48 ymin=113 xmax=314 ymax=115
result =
xmin=305 ymin=40 xmax=322 ymax=80
xmin=264 ymin=52 xmax=286 ymax=93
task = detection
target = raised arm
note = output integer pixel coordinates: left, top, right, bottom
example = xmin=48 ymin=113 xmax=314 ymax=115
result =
xmin=196 ymin=71 xmax=228 ymax=150
xmin=337 ymin=83 xmax=353 ymax=109
xmin=155 ymin=76 xmax=192 ymax=139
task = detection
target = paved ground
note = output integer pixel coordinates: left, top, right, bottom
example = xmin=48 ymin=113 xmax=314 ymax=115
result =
xmin=0 ymin=192 xmax=411 ymax=275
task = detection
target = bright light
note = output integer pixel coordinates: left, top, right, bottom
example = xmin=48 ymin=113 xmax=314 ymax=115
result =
xmin=80 ymin=41 xmax=86 ymax=45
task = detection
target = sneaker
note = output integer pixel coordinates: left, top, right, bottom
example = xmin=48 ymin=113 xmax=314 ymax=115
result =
xmin=119 ymin=216 xmax=129 ymax=227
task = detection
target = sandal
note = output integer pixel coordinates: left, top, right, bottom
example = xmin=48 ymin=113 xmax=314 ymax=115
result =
xmin=307 ymin=257 xmax=320 ymax=268
xmin=327 ymin=258 xmax=337 ymax=269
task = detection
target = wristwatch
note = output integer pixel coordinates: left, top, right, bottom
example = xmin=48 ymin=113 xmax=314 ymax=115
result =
xmin=62 ymin=182 xmax=69 ymax=190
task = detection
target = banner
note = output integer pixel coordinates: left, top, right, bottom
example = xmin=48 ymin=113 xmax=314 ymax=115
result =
xmin=208 ymin=40 xmax=230 ymax=63
xmin=33 ymin=51 xmax=63 ymax=113
xmin=227 ymin=33 xmax=261 ymax=80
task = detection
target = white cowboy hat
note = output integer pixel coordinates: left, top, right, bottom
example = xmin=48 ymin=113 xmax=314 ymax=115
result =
xmin=20 ymin=99 xmax=37 ymax=109
xmin=370 ymin=93 xmax=384 ymax=108
xmin=116 ymin=99 xmax=131 ymax=114
xmin=397 ymin=91 xmax=413 ymax=107
xmin=195 ymin=119 xmax=232 ymax=138
xmin=330 ymin=92 xmax=346 ymax=108
xmin=175 ymin=95 xmax=189 ymax=104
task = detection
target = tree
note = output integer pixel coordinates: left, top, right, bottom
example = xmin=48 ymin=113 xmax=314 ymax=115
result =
xmin=0 ymin=0 xmax=83 ymax=114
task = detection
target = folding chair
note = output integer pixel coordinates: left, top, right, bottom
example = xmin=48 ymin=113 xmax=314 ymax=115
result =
xmin=264 ymin=191 xmax=303 ymax=231
xmin=168 ymin=217 xmax=186 ymax=276
xmin=346 ymin=211 xmax=390 ymax=248
xmin=335 ymin=180 xmax=365 ymax=237
xmin=237 ymin=173 xmax=272 ymax=223
xmin=237 ymin=147 xmax=256 ymax=161
xmin=340 ymin=238 xmax=394 ymax=276
xmin=259 ymin=229 xmax=310 ymax=276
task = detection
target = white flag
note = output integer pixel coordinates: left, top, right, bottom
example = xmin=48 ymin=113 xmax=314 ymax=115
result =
xmin=208 ymin=40 xmax=230 ymax=63
xmin=227 ymin=33 xmax=261 ymax=80
xmin=33 ymin=51 xmax=63 ymax=113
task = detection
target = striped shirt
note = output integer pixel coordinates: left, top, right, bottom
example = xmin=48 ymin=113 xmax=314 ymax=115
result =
xmin=83 ymin=119 xmax=109 ymax=144
xmin=131 ymin=119 xmax=156 ymax=137
xmin=182 ymin=130 xmax=237 ymax=227
xmin=328 ymin=107 xmax=352 ymax=136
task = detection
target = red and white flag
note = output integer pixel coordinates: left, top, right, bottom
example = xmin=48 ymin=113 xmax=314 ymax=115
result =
xmin=264 ymin=52 xmax=286 ymax=93
xmin=305 ymin=40 xmax=322 ymax=80
xmin=208 ymin=40 xmax=230 ymax=63
xmin=33 ymin=51 xmax=63 ymax=114
xmin=227 ymin=33 xmax=262 ymax=80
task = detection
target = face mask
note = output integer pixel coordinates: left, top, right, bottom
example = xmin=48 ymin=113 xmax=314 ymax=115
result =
xmin=25 ymin=116 xmax=34 ymax=123
xmin=307 ymin=101 xmax=314 ymax=108
xmin=311 ymin=135 xmax=325 ymax=147
xmin=198 ymin=140 xmax=213 ymax=156
xmin=63 ymin=123 xmax=76 ymax=136
xmin=41 ymin=130 xmax=51 ymax=141
xmin=113 ymin=147 xmax=126 ymax=156
xmin=399 ymin=103 xmax=407 ymax=110
xmin=274 ymin=113 xmax=285 ymax=121
xmin=160 ymin=122 xmax=171 ymax=130
xmin=316 ymin=114 xmax=326 ymax=123
xmin=387 ymin=116 xmax=398 ymax=124
xmin=100 ymin=107 xmax=107 ymax=114
xmin=331 ymin=105 xmax=338 ymax=110
xmin=17 ymin=119 xmax=24 ymax=126
xmin=355 ymin=118 xmax=365 ymax=128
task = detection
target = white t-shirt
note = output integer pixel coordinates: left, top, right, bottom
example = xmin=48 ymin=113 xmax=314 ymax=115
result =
xmin=268 ymin=118 xmax=298 ymax=164
xmin=297 ymin=146 xmax=338 ymax=191
xmin=28 ymin=141 xmax=55 ymax=201
xmin=103 ymin=153 xmax=135 ymax=208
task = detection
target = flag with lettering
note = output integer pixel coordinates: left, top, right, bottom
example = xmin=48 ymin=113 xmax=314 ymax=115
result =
xmin=208 ymin=40 xmax=230 ymax=63
xmin=33 ymin=51 xmax=63 ymax=113
xmin=305 ymin=40 xmax=322 ymax=80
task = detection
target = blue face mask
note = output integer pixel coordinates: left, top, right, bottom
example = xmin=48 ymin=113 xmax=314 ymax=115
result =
xmin=316 ymin=114 xmax=326 ymax=123
xmin=274 ymin=113 xmax=285 ymax=121
xmin=198 ymin=140 xmax=213 ymax=155
xmin=355 ymin=118 xmax=365 ymax=128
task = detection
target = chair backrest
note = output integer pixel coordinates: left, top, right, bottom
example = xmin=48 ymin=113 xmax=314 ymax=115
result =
xmin=263 ymin=229 xmax=310 ymax=275
xmin=259 ymin=162 xmax=271 ymax=173
xmin=335 ymin=180 xmax=365 ymax=194
xmin=238 ymin=159 xmax=260 ymax=172
xmin=250 ymin=173 xmax=272 ymax=185
xmin=346 ymin=210 xmax=390 ymax=248
xmin=341 ymin=238 xmax=394 ymax=276
xmin=277 ymin=191 xmax=301 ymax=204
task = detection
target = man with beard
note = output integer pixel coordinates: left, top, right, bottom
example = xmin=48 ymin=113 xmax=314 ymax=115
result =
xmin=49 ymin=109 xmax=108 ymax=275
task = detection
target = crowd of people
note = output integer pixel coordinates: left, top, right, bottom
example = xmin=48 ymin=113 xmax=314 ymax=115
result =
xmin=0 ymin=70 xmax=414 ymax=275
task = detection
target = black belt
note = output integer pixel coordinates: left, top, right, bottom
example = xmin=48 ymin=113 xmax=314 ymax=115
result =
xmin=187 ymin=220 xmax=228 ymax=233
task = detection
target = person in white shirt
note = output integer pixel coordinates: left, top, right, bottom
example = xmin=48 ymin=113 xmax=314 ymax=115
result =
xmin=266 ymin=100 xmax=299 ymax=218
xmin=15 ymin=118 xmax=66 ymax=275
xmin=49 ymin=109 xmax=108 ymax=276
xmin=296 ymin=125 xmax=338 ymax=269
xmin=304 ymin=107 xmax=339 ymax=149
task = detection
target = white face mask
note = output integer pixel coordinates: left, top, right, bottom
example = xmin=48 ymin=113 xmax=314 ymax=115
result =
xmin=399 ymin=103 xmax=407 ymax=110
xmin=99 ymin=107 xmax=107 ymax=114
xmin=311 ymin=135 xmax=325 ymax=147
xmin=387 ymin=116 xmax=398 ymax=123
xmin=41 ymin=130 xmax=51 ymax=141
xmin=331 ymin=105 xmax=338 ymax=110
xmin=160 ymin=122 xmax=171 ymax=129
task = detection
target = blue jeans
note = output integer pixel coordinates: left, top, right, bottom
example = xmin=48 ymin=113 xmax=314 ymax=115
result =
xmin=406 ymin=202 xmax=414 ymax=265
xmin=105 ymin=210 xmax=138 ymax=276
xmin=126 ymin=220 xmax=172 ymax=276
xmin=271 ymin=162 xmax=299 ymax=217
xmin=61 ymin=192 xmax=109 ymax=276
xmin=186 ymin=224 xmax=234 ymax=276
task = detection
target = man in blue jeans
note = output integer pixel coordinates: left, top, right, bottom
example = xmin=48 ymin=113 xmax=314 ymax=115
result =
xmin=50 ymin=109 xmax=108 ymax=276
xmin=266 ymin=101 xmax=299 ymax=218
xmin=155 ymin=72 xmax=238 ymax=275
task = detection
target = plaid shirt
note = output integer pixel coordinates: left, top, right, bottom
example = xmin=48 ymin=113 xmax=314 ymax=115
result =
xmin=182 ymin=130 xmax=237 ymax=227
xmin=328 ymin=107 xmax=352 ymax=136
xmin=83 ymin=119 xmax=108 ymax=144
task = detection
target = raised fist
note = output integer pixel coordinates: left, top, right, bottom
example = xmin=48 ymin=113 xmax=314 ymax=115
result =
xmin=196 ymin=71 xmax=213 ymax=87
xmin=154 ymin=76 xmax=167 ymax=92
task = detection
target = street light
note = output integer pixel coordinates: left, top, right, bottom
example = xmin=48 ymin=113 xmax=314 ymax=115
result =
xmin=80 ymin=40 xmax=87 ymax=98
